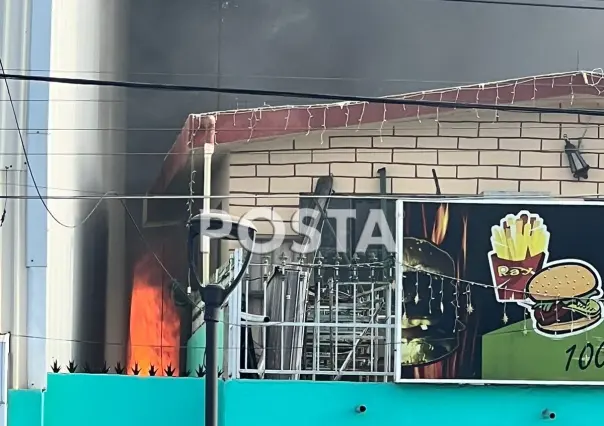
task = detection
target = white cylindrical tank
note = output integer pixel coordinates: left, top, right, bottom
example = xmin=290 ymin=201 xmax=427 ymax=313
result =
xmin=0 ymin=0 xmax=31 ymax=389
xmin=46 ymin=0 xmax=127 ymax=370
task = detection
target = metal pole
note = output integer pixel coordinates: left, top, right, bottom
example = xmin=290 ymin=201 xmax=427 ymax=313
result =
xmin=202 ymin=284 xmax=225 ymax=426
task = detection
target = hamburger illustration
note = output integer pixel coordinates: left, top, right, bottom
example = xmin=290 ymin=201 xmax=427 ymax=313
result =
xmin=526 ymin=260 xmax=603 ymax=336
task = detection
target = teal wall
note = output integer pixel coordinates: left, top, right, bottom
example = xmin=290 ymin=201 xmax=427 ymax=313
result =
xmin=186 ymin=313 xmax=224 ymax=374
xmin=8 ymin=374 xmax=604 ymax=426
xmin=8 ymin=390 xmax=44 ymax=426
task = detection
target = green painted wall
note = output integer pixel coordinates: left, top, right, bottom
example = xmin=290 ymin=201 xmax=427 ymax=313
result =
xmin=9 ymin=374 xmax=604 ymax=426
xmin=186 ymin=313 xmax=224 ymax=375
xmin=8 ymin=390 xmax=44 ymax=426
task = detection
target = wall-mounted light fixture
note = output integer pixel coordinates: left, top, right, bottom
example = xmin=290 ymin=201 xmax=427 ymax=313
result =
xmin=563 ymin=133 xmax=590 ymax=180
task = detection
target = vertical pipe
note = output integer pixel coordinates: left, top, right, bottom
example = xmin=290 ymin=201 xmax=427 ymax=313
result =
xmin=377 ymin=167 xmax=389 ymax=380
xmin=393 ymin=201 xmax=405 ymax=382
xmin=200 ymin=116 xmax=216 ymax=285
xmin=202 ymin=143 xmax=214 ymax=284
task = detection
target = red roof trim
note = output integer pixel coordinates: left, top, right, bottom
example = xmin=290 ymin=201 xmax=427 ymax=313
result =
xmin=150 ymin=72 xmax=601 ymax=193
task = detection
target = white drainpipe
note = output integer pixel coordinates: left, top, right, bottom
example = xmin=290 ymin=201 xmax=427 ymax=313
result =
xmin=201 ymin=117 xmax=216 ymax=284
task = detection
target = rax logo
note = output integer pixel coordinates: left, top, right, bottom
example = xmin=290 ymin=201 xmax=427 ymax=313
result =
xmin=497 ymin=265 xmax=534 ymax=277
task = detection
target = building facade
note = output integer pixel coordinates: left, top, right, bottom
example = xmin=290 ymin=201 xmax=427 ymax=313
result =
xmin=146 ymin=73 xmax=604 ymax=382
xmin=0 ymin=0 xmax=128 ymax=390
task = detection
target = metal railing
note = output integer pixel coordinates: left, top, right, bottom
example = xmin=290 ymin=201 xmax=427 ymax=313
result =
xmin=231 ymin=249 xmax=397 ymax=381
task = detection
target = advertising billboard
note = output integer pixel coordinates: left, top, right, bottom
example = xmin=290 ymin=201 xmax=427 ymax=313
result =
xmin=394 ymin=199 xmax=604 ymax=384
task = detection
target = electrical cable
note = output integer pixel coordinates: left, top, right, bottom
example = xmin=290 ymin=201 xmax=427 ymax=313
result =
xmin=3 ymin=193 xmax=604 ymax=200
xmin=440 ymin=0 xmax=604 ymax=11
xmin=2 ymin=56 xmax=200 ymax=314
xmin=20 ymin=260 xmax=595 ymax=376
xmin=6 ymin=320 xmax=549 ymax=350
xmin=0 ymin=168 xmax=7 ymax=227
xmin=0 ymin=57 xmax=109 ymax=229
xmin=4 ymin=72 xmax=604 ymax=117
xmin=0 ymin=70 xmax=597 ymax=87
xmin=121 ymin=197 xmax=203 ymax=314
xmin=0 ymin=122 xmax=583 ymax=133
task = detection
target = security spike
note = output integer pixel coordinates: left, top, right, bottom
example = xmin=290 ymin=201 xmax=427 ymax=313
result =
xmin=67 ymin=360 xmax=78 ymax=373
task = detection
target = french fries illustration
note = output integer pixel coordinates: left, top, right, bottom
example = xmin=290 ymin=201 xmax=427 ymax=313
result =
xmin=488 ymin=211 xmax=550 ymax=302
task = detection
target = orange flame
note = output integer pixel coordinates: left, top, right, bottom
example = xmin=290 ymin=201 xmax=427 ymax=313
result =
xmin=430 ymin=204 xmax=449 ymax=245
xmin=421 ymin=204 xmax=428 ymax=239
xmin=127 ymin=253 xmax=180 ymax=376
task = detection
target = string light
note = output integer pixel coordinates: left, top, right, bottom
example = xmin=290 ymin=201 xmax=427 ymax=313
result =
xmin=416 ymin=92 xmax=424 ymax=123
xmin=465 ymin=283 xmax=473 ymax=315
xmin=428 ymin=273 xmax=434 ymax=314
xmin=306 ymin=106 xmax=313 ymax=136
xmin=185 ymin=120 xmax=202 ymax=294
xmin=320 ymin=105 xmax=327 ymax=144
xmin=176 ymin=70 xmax=604 ymax=149
xmin=396 ymin=262 xmax=599 ymax=303
xmin=510 ymin=80 xmax=518 ymax=105
xmin=344 ymin=103 xmax=350 ymax=127
xmin=246 ymin=109 xmax=258 ymax=143
xmin=414 ymin=270 xmax=420 ymax=305
xmin=493 ymin=83 xmax=500 ymax=122
xmin=586 ymin=68 xmax=604 ymax=95
xmin=475 ymin=83 xmax=484 ymax=119
xmin=435 ymin=93 xmax=443 ymax=126
xmin=401 ymin=271 xmax=408 ymax=321
xmin=284 ymin=108 xmax=291 ymax=130
xmin=356 ymin=102 xmax=366 ymax=131
xmin=453 ymin=279 xmax=460 ymax=332
xmin=379 ymin=103 xmax=387 ymax=143
xmin=439 ymin=276 xmax=445 ymax=313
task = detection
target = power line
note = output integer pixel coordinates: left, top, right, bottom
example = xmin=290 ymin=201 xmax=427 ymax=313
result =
xmin=0 ymin=68 xmax=598 ymax=87
xmin=0 ymin=58 xmax=111 ymax=229
xmin=1 ymin=57 xmax=199 ymax=311
xmin=0 ymin=121 xmax=589 ymax=132
xmin=1 ymin=193 xmax=603 ymax=201
xmin=440 ymin=0 xmax=604 ymax=11
xmin=3 ymin=72 xmax=604 ymax=116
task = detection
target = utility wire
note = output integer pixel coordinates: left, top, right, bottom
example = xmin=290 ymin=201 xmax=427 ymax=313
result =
xmin=440 ymin=0 xmax=604 ymax=11
xmin=0 ymin=123 xmax=586 ymax=132
xmin=5 ymin=324 xmax=550 ymax=350
xmin=3 ymin=72 xmax=604 ymax=117
xmin=1 ymin=56 xmax=199 ymax=311
xmin=0 ymin=68 xmax=598 ymax=86
xmin=1 ymin=193 xmax=604 ymax=200
xmin=0 ymin=58 xmax=110 ymax=228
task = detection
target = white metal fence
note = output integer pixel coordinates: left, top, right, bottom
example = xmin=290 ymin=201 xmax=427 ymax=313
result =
xmin=227 ymin=247 xmax=397 ymax=381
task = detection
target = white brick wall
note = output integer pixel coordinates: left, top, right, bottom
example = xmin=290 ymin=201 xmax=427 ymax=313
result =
xmin=226 ymin=109 xmax=604 ymax=235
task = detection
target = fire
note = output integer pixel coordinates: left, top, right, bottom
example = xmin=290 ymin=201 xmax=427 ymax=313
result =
xmin=430 ymin=204 xmax=449 ymax=245
xmin=461 ymin=216 xmax=468 ymax=275
xmin=127 ymin=253 xmax=181 ymax=376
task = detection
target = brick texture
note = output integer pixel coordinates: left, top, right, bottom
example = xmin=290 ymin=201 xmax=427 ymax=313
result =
xmin=227 ymin=108 xmax=604 ymax=225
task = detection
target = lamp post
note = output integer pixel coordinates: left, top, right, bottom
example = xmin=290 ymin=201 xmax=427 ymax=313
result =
xmin=563 ymin=134 xmax=590 ymax=180
xmin=188 ymin=213 xmax=257 ymax=426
